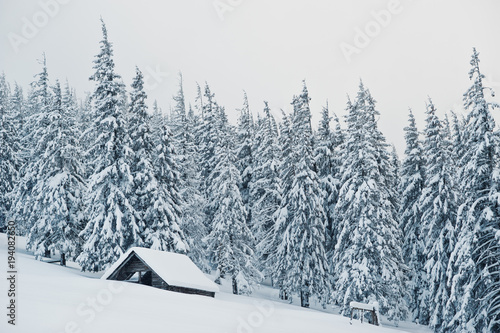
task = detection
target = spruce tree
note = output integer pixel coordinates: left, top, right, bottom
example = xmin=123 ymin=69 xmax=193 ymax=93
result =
xmin=399 ymin=108 xmax=426 ymax=322
xmin=417 ymin=98 xmax=457 ymax=329
xmin=26 ymin=80 xmax=85 ymax=263
xmin=77 ymin=20 xmax=139 ymax=271
xmin=128 ymin=67 xmax=188 ymax=253
xmin=332 ymin=82 xmax=406 ymax=323
xmin=170 ymin=74 xmax=209 ymax=269
xmin=206 ymin=133 xmax=261 ymax=294
xmin=148 ymin=121 xmax=189 ymax=253
xmin=273 ymin=83 xmax=330 ymax=308
xmin=11 ymin=55 xmax=52 ymax=236
xmin=0 ymin=74 xmax=18 ymax=230
xmin=249 ymin=101 xmax=281 ymax=275
xmin=445 ymin=48 xmax=500 ymax=332
xmin=314 ymin=101 xmax=340 ymax=252
xmin=235 ymin=91 xmax=254 ymax=225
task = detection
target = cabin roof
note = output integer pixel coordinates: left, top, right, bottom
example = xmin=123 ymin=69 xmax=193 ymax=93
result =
xmin=101 ymin=247 xmax=219 ymax=293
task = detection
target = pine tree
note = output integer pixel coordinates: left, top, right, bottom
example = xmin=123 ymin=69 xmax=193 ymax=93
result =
xmin=127 ymin=67 xmax=188 ymax=253
xmin=332 ymin=82 xmax=406 ymax=323
xmin=249 ymin=101 xmax=281 ymax=275
xmin=77 ymin=20 xmax=139 ymax=271
xmin=444 ymin=48 xmax=500 ymax=332
xmin=235 ymin=91 xmax=254 ymax=225
xmin=197 ymin=83 xmax=221 ymax=186
xmin=169 ymin=75 xmax=209 ymax=269
xmin=314 ymin=101 xmax=340 ymax=253
xmin=195 ymin=83 xmax=228 ymax=236
xmin=0 ymin=74 xmax=18 ymax=230
xmin=399 ymin=108 xmax=426 ymax=323
xmin=207 ymin=134 xmax=261 ymax=294
xmin=11 ymin=55 xmax=52 ymax=236
xmin=148 ymin=122 xmax=189 ymax=253
xmin=273 ymin=83 xmax=330 ymax=308
xmin=26 ymin=80 xmax=85 ymax=263
xmin=417 ymin=98 xmax=456 ymax=329
xmin=10 ymin=82 xmax=25 ymax=167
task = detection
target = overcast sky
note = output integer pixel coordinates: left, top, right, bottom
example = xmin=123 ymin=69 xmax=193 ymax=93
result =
xmin=1 ymin=0 xmax=499 ymax=153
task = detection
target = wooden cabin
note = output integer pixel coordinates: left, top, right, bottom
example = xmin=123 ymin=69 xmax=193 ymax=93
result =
xmin=349 ymin=301 xmax=379 ymax=326
xmin=101 ymin=247 xmax=219 ymax=297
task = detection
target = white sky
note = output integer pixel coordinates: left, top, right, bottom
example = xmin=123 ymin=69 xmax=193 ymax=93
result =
xmin=1 ymin=0 xmax=499 ymax=153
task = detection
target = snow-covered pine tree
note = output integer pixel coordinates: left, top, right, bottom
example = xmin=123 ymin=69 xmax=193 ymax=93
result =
xmin=195 ymin=83 xmax=230 ymax=237
xmin=0 ymin=74 xmax=18 ymax=231
xmin=332 ymin=81 xmax=406 ymax=323
xmin=149 ymin=121 xmax=189 ymax=253
xmin=249 ymin=101 xmax=281 ymax=275
xmin=399 ymin=108 xmax=426 ymax=323
xmin=235 ymin=91 xmax=254 ymax=225
xmin=448 ymin=111 xmax=465 ymax=191
xmin=314 ymin=101 xmax=340 ymax=253
xmin=26 ymin=80 xmax=86 ymax=264
xmin=206 ymin=131 xmax=261 ymax=295
xmin=62 ymin=80 xmax=79 ymax=121
xmin=169 ymin=74 xmax=209 ymax=269
xmin=170 ymin=72 xmax=186 ymax=142
xmin=273 ymin=82 xmax=330 ymax=308
xmin=78 ymin=92 xmax=94 ymax=160
xmin=417 ymin=98 xmax=457 ymax=330
xmin=10 ymin=82 xmax=25 ymax=167
xmin=197 ymin=83 xmax=220 ymax=186
xmin=10 ymin=55 xmax=52 ymax=236
xmin=444 ymin=48 xmax=500 ymax=332
xmin=127 ymin=67 xmax=188 ymax=253
xmin=77 ymin=20 xmax=139 ymax=271
xmin=267 ymin=108 xmax=293 ymax=299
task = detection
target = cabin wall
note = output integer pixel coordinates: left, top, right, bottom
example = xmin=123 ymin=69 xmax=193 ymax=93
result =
xmin=166 ymin=285 xmax=215 ymax=298
xmin=151 ymin=272 xmax=163 ymax=289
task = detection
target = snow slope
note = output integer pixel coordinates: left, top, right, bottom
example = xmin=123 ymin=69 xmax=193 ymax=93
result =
xmin=0 ymin=233 xmax=431 ymax=333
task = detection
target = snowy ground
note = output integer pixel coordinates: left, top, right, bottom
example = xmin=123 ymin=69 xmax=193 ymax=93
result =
xmin=0 ymin=233 xmax=432 ymax=333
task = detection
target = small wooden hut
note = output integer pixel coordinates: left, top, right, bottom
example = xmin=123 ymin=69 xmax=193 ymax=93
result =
xmin=349 ymin=301 xmax=379 ymax=326
xmin=101 ymin=247 xmax=219 ymax=297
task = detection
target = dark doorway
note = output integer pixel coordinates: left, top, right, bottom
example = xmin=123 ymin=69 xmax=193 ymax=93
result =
xmin=141 ymin=271 xmax=152 ymax=286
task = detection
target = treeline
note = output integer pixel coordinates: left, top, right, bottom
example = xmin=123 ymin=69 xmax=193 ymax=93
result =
xmin=0 ymin=21 xmax=498 ymax=332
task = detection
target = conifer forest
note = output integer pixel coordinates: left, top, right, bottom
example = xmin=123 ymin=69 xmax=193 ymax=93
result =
xmin=1 ymin=16 xmax=500 ymax=333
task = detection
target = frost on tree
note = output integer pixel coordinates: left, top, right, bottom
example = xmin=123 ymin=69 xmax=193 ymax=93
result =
xmin=206 ymin=133 xmax=261 ymax=295
xmin=10 ymin=55 xmax=52 ymax=236
xmin=128 ymin=67 xmax=188 ymax=254
xmin=170 ymin=74 xmax=209 ymax=271
xmin=77 ymin=20 xmax=139 ymax=271
xmin=332 ymin=81 xmax=406 ymax=323
xmin=445 ymin=48 xmax=500 ymax=333
xmin=235 ymin=91 xmax=254 ymax=227
xmin=399 ymin=108 xmax=426 ymax=323
xmin=417 ymin=99 xmax=456 ymax=329
xmin=0 ymin=73 xmax=19 ymax=231
xmin=26 ymin=80 xmax=85 ymax=264
xmin=249 ymin=101 xmax=281 ymax=276
xmin=314 ymin=101 xmax=342 ymax=254
xmin=273 ymin=83 xmax=330 ymax=308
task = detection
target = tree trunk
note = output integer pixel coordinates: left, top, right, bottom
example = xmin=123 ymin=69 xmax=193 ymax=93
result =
xmin=44 ymin=249 xmax=51 ymax=258
xmin=232 ymin=276 xmax=238 ymax=295
xmin=279 ymin=289 xmax=288 ymax=300
xmin=300 ymin=290 xmax=310 ymax=308
xmin=60 ymin=253 xmax=66 ymax=266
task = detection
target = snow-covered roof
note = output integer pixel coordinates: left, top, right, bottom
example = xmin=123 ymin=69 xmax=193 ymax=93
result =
xmin=101 ymin=247 xmax=219 ymax=293
xmin=349 ymin=301 xmax=378 ymax=311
